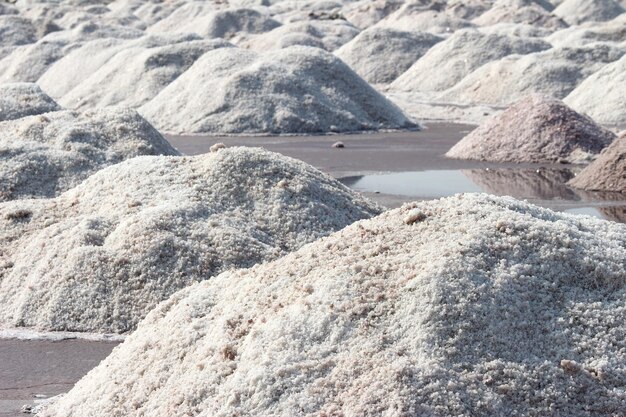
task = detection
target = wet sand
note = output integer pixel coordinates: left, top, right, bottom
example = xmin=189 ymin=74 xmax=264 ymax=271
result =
xmin=0 ymin=339 xmax=118 ymax=416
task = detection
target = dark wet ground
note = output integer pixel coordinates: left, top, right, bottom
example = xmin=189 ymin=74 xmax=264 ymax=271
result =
xmin=2 ymin=122 xmax=624 ymax=416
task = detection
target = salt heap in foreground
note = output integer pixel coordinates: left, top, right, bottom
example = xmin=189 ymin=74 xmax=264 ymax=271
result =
xmin=40 ymin=194 xmax=626 ymax=416
xmin=0 ymin=107 xmax=178 ymax=201
xmin=0 ymin=147 xmax=381 ymax=333
xmin=140 ymin=45 xmax=415 ymax=134
xmin=569 ymin=132 xmax=626 ymax=193
xmin=0 ymin=83 xmax=60 ymax=122
xmin=446 ymin=95 xmax=616 ymax=163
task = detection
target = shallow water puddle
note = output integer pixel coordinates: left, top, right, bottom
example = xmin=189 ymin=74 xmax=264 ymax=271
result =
xmin=340 ymin=168 xmax=626 ymax=222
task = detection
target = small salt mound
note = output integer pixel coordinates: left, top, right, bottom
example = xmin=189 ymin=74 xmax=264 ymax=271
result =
xmin=546 ymin=19 xmax=626 ymax=47
xmin=0 ymin=15 xmax=38 ymax=47
xmin=0 ymin=107 xmax=178 ymax=201
xmin=40 ymin=21 xmax=144 ymax=42
xmin=446 ymin=95 xmax=616 ymax=163
xmin=0 ymin=40 xmax=78 ymax=83
xmin=569 ymin=133 xmax=626 ymax=193
xmin=0 ymin=147 xmax=381 ymax=333
xmin=374 ymin=1 xmax=475 ymax=35
xmin=0 ymin=83 xmax=60 ymax=122
xmin=175 ymin=8 xmax=281 ymax=40
xmin=335 ymin=27 xmax=442 ymax=84
xmin=132 ymin=2 xmax=178 ymax=26
xmin=38 ymin=33 xmax=202 ymax=99
xmin=147 ymin=2 xmax=217 ymax=33
xmin=341 ymin=0 xmax=404 ymax=29
xmin=479 ymin=22 xmax=552 ymax=37
xmin=473 ymin=0 xmax=567 ymax=29
xmin=446 ymin=0 xmax=494 ymax=20
xmin=140 ymin=45 xmax=415 ymax=134
xmin=241 ymin=20 xmax=359 ymax=52
xmin=440 ymin=44 xmax=625 ymax=106
xmin=554 ymin=0 xmax=625 ymax=25
xmin=59 ymin=39 xmax=231 ymax=110
xmin=40 ymin=194 xmax=626 ymax=416
xmin=564 ymin=54 xmax=626 ymax=127
xmin=389 ymin=30 xmax=550 ymax=93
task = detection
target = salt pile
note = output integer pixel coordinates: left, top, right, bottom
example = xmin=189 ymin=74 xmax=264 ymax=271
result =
xmin=569 ymin=132 xmax=626 ymax=193
xmin=39 ymin=193 xmax=626 ymax=416
xmin=0 ymin=40 xmax=77 ymax=83
xmin=341 ymin=0 xmax=404 ymax=29
xmin=564 ymin=54 xmax=626 ymax=127
xmin=440 ymin=45 xmax=625 ymax=106
xmin=0 ymin=107 xmax=178 ymax=201
xmin=174 ymin=8 xmax=281 ymax=40
xmin=140 ymin=45 xmax=415 ymax=134
xmin=147 ymin=2 xmax=217 ymax=34
xmin=241 ymin=20 xmax=359 ymax=52
xmin=474 ymin=0 xmax=567 ymax=29
xmin=335 ymin=27 xmax=442 ymax=84
xmin=59 ymin=39 xmax=231 ymax=110
xmin=0 ymin=83 xmax=60 ymax=122
xmin=553 ymin=0 xmax=625 ymax=25
xmin=547 ymin=18 xmax=626 ymax=47
xmin=0 ymin=147 xmax=381 ymax=333
xmin=373 ymin=0 xmax=476 ymax=34
xmin=0 ymin=15 xmax=38 ymax=47
xmin=446 ymin=95 xmax=616 ymax=163
xmin=389 ymin=30 xmax=551 ymax=93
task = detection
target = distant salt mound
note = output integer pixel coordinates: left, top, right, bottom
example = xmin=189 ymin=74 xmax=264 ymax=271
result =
xmin=479 ymin=22 xmax=552 ymax=37
xmin=473 ymin=0 xmax=567 ymax=29
xmin=446 ymin=0 xmax=494 ymax=19
xmin=554 ymin=0 xmax=625 ymax=25
xmin=140 ymin=45 xmax=415 ymax=134
xmin=335 ymin=28 xmax=442 ymax=84
xmin=175 ymin=8 xmax=281 ymax=40
xmin=0 ymin=147 xmax=381 ymax=333
xmin=0 ymin=107 xmax=178 ymax=202
xmin=0 ymin=83 xmax=60 ymax=122
xmin=374 ymin=1 xmax=475 ymax=35
xmin=40 ymin=194 xmax=626 ymax=416
xmin=147 ymin=2 xmax=217 ymax=33
xmin=390 ymin=30 xmax=551 ymax=93
xmin=0 ymin=40 xmax=78 ymax=83
xmin=547 ymin=19 xmax=626 ymax=47
xmin=38 ymin=33 xmax=202 ymax=99
xmin=241 ymin=20 xmax=359 ymax=52
xmin=564 ymin=54 xmax=626 ymax=127
xmin=59 ymin=39 xmax=230 ymax=110
xmin=569 ymin=133 xmax=626 ymax=193
xmin=132 ymin=2 xmax=178 ymax=26
xmin=0 ymin=15 xmax=38 ymax=47
xmin=446 ymin=95 xmax=616 ymax=163
xmin=440 ymin=45 xmax=625 ymax=106
xmin=341 ymin=0 xmax=404 ymax=29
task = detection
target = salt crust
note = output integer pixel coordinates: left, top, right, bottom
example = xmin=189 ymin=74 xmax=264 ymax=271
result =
xmin=0 ymin=107 xmax=178 ymax=201
xmin=0 ymin=147 xmax=381 ymax=333
xmin=40 ymin=193 xmax=626 ymax=416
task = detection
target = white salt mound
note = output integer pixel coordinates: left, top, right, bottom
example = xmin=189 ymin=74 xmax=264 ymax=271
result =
xmin=0 ymin=83 xmax=60 ymax=122
xmin=553 ymin=0 xmax=625 ymax=25
xmin=140 ymin=45 xmax=415 ymax=134
xmin=390 ymin=30 xmax=551 ymax=93
xmin=175 ymin=8 xmax=281 ymax=40
xmin=473 ymin=0 xmax=567 ymax=29
xmin=446 ymin=95 xmax=616 ymax=163
xmin=564 ymin=54 xmax=626 ymax=128
xmin=0 ymin=40 xmax=77 ymax=83
xmin=0 ymin=107 xmax=178 ymax=201
xmin=341 ymin=0 xmax=404 ymax=29
xmin=569 ymin=132 xmax=626 ymax=193
xmin=59 ymin=39 xmax=231 ymax=110
xmin=440 ymin=44 xmax=625 ymax=106
xmin=40 ymin=193 xmax=626 ymax=416
xmin=373 ymin=0 xmax=475 ymax=35
xmin=547 ymin=19 xmax=626 ymax=47
xmin=0 ymin=147 xmax=381 ymax=333
xmin=0 ymin=15 xmax=38 ymax=47
xmin=335 ymin=27 xmax=442 ymax=84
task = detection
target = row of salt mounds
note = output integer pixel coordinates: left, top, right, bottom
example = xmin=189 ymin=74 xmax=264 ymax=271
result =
xmin=58 ymin=39 xmax=231 ymax=110
xmin=389 ymin=30 xmax=551 ymax=94
xmin=140 ymin=45 xmax=415 ymax=134
xmin=39 ymin=193 xmax=626 ymax=416
xmin=240 ymin=20 xmax=360 ymax=52
xmin=439 ymin=44 xmax=625 ymax=106
xmin=37 ymin=33 xmax=203 ymax=99
xmin=0 ymin=147 xmax=381 ymax=333
xmin=473 ymin=0 xmax=567 ymax=29
xmin=0 ymin=83 xmax=60 ymax=122
xmin=569 ymin=132 xmax=626 ymax=193
xmin=334 ymin=27 xmax=442 ymax=84
xmin=446 ymin=95 xmax=616 ymax=163
xmin=553 ymin=0 xmax=625 ymax=25
xmin=564 ymin=54 xmax=626 ymax=127
xmin=0 ymin=106 xmax=178 ymax=202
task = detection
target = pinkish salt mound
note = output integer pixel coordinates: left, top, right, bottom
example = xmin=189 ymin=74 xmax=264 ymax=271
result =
xmin=446 ymin=95 xmax=616 ymax=164
xmin=568 ymin=132 xmax=626 ymax=193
